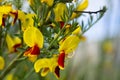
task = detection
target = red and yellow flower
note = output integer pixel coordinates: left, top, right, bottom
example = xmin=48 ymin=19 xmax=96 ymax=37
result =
xmin=6 ymin=34 xmax=21 ymax=53
xmin=34 ymin=55 xmax=60 ymax=78
xmin=0 ymin=5 xmax=18 ymax=27
xmin=23 ymin=27 xmax=44 ymax=62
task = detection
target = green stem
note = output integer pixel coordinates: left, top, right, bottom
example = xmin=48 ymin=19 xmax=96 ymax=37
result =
xmin=47 ymin=22 xmax=67 ymax=50
xmin=82 ymin=16 xmax=102 ymax=35
xmin=47 ymin=30 xmax=61 ymax=50
xmin=23 ymin=68 xmax=34 ymax=80
xmin=0 ymin=52 xmax=23 ymax=80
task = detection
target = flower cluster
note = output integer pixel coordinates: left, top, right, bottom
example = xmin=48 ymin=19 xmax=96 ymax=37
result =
xmin=0 ymin=0 xmax=106 ymax=79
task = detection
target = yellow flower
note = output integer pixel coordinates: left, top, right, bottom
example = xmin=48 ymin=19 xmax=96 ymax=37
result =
xmin=103 ymin=40 xmax=113 ymax=53
xmin=6 ymin=34 xmax=21 ymax=53
xmin=54 ymin=3 xmax=67 ymax=21
xmin=58 ymin=35 xmax=80 ymax=69
xmin=71 ymin=0 xmax=88 ymax=19
xmin=18 ymin=10 xmax=36 ymax=31
xmin=34 ymin=55 xmax=60 ymax=78
xmin=5 ymin=74 xmax=18 ymax=80
xmin=0 ymin=56 xmax=5 ymax=70
xmin=0 ymin=5 xmax=12 ymax=26
xmin=23 ymin=27 xmax=44 ymax=62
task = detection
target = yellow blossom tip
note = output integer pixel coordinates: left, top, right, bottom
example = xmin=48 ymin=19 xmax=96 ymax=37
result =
xmin=0 ymin=56 xmax=5 ymax=70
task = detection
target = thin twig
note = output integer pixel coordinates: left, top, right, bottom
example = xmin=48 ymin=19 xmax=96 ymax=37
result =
xmin=74 ymin=9 xmax=106 ymax=14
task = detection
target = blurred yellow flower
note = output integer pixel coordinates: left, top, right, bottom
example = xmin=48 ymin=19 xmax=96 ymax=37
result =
xmin=0 ymin=5 xmax=12 ymax=26
xmin=18 ymin=10 xmax=36 ymax=31
xmin=23 ymin=27 xmax=44 ymax=62
xmin=0 ymin=0 xmax=3 ymax=2
xmin=34 ymin=55 xmax=60 ymax=78
xmin=54 ymin=3 xmax=67 ymax=21
xmin=0 ymin=56 xmax=5 ymax=70
xmin=5 ymin=74 xmax=18 ymax=80
xmin=6 ymin=34 xmax=21 ymax=53
xmin=103 ymin=40 xmax=113 ymax=53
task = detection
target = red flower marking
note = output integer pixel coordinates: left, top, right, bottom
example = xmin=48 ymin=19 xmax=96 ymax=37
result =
xmin=10 ymin=11 xmax=18 ymax=24
xmin=60 ymin=21 xmax=65 ymax=29
xmin=24 ymin=45 xmax=40 ymax=56
xmin=13 ymin=43 xmax=21 ymax=52
xmin=54 ymin=66 xmax=60 ymax=78
xmin=58 ymin=51 xmax=65 ymax=69
xmin=2 ymin=17 xmax=5 ymax=26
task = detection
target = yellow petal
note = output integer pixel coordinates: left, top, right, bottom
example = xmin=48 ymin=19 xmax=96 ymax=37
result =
xmin=76 ymin=0 xmax=88 ymax=11
xmin=0 ymin=13 xmax=3 ymax=26
xmin=54 ymin=3 xmax=67 ymax=21
xmin=72 ymin=26 xmax=82 ymax=35
xmin=0 ymin=5 xmax=12 ymax=14
xmin=0 ymin=56 xmax=5 ymax=70
xmin=34 ymin=58 xmax=51 ymax=72
xmin=34 ymin=56 xmax=58 ymax=73
xmin=21 ymin=13 xmax=36 ymax=31
xmin=59 ymin=35 xmax=80 ymax=54
xmin=14 ymin=37 xmax=21 ymax=45
xmin=5 ymin=74 xmax=18 ymax=80
xmin=5 ymin=74 xmax=13 ymax=80
xmin=28 ymin=55 xmax=37 ymax=62
xmin=41 ymin=0 xmax=54 ymax=6
xmin=70 ymin=12 xmax=77 ymax=20
xmin=41 ymin=68 xmax=50 ymax=76
xmin=6 ymin=34 xmax=21 ymax=53
xmin=23 ymin=27 xmax=43 ymax=48
xmin=18 ymin=10 xmax=25 ymax=20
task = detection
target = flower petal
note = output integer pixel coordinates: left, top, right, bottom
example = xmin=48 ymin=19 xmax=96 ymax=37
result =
xmin=41 ymin=68 xmax=50 ymax=77
xmin=59 ymin=35 xmax=80 ymax=54
xmin=6 ymin=34 xmax=21 ymax=53
xmin=24 ymin=45 xmax=40 ymax=56
xmin=34 ymin=58 xmax=50 ymax=72
xmin=72 ymin=26 xmax=82 ymax=35
xmin=54 ymin=3 xmax=67 ymax=21
xmin=54 ymin=66 xmax=60 ymax=78
xmin=76 ymin=0 xmax=88 ymax=11
xmin=23 ymin=27 xmax=43 ymax=48
xmin=0 ymin=5 xmax=12 ymax=14
xmin=0 ymin=56 xmax=5 ymax=70
xmin=58 ymin=51 xmax=65 ymax=70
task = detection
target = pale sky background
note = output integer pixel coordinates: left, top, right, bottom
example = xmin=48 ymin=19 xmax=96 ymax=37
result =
xmin=83 ymin=0 xmax=120 ymax=41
